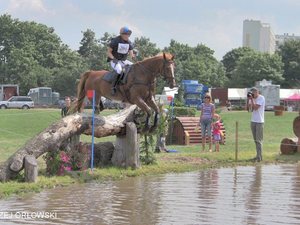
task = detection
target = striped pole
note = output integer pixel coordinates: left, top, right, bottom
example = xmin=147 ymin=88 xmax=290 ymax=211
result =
xmin=235 ymin=121 xmax=238 ymax=162
xmin=91 ymin=90 xmax=95 ymax=171
xmin=87 ymin=90 xmax=95 ymax=171
xmin=169 ymin=97 xmax=174 ymax=145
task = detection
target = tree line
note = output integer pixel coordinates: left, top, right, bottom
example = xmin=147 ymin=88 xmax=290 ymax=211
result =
xmin=0 ymin=14 xmax=299 ymax=97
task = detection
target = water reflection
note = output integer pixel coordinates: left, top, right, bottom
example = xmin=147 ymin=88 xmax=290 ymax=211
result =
xmin=1 ymin=164 xmax=300 ymax=224
xmin=244 ymin=165 xmax=261 ymax=225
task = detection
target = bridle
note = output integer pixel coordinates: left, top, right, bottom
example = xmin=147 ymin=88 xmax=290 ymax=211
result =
xmin=161 ymin=59 xmax=175 ymax=86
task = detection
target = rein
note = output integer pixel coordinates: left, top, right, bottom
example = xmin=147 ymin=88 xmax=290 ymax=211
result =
xmin=133 ymin=57 xmax=173 ymax=84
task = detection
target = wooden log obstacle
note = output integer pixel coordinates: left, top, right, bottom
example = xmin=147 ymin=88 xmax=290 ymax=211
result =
xmin=280 ymin=116 xmax=300 ymax=154
xmin=0 ymin=105 xmax=142 ymax=182
xmin=166 ymin=117 xmax=226 ymax=145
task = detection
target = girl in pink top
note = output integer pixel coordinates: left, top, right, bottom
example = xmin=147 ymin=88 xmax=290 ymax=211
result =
xmin=212 ymin=120 xmax=223 ymax=152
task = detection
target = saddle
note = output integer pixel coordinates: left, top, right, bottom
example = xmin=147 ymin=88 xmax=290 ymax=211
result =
xmin=102 ymin=65 xmax=132 ymax=85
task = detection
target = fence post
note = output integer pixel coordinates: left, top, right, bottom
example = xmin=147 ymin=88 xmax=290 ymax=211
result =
xmin=235 ymin=121 xmax=238 ymax=162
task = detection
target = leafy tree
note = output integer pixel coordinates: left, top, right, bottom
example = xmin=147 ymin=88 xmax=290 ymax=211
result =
xmin=221 ymin=47 xmax=255 ymax=81
xmin=165 ymin=40 xmax=226 ymax=88
xmin=2 ymin=46 xmax=52 ymax=94
xmin=78 ymin=29 xmax=107 ymax=70
xmin=277 ymin=40 xmax=300 ymax=87
xmin=99 ymin=32 xmax=114 ymax=46
xmin=133 ymin=36 xmax=160 ymax=60
xmin=0 ymin=14 xmax=63 ymax=69
xmin=232 ymin=52 xmax=284 ymax=87
xmin=0 ymin=14 xmax=87 ymax=96
xmin=51 ymin=48 xmax=88 ymax=96
xmin=78 ymin=29 xmax=99 ymax=58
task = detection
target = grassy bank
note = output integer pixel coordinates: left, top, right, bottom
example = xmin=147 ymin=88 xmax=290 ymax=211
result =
xmin=0 ymin=108 xmax=299 ymax=199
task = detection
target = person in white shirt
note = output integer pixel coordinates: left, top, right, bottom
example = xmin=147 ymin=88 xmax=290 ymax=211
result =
xmin=248 ymin=87 xmax=265 ymax=162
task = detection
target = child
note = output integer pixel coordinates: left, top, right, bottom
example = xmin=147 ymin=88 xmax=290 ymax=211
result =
xmin=212 ymin=120 xmax=223 ymax=152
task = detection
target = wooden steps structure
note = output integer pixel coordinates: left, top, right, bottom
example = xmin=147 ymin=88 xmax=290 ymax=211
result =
xmin=166 ymin=117 xmax=226 ymax=145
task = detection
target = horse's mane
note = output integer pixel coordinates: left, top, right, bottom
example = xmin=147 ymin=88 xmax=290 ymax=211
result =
xmin=138 ymin=52 xmax=174 ymax=63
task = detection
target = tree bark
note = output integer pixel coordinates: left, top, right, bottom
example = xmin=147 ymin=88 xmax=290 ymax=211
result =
xmin=0 ymin=105 xmax=137 ymax=182
xmin=24 ymin=155 xmax=38 ymax=183
xmin=112 ymin=122 xmax=140 ymax=169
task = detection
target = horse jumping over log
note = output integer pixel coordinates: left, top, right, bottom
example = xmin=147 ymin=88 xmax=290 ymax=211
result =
xmin=76 ymin=52 xmax=176 ymax=132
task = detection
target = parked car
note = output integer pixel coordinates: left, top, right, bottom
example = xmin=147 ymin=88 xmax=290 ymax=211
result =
xmin=0 ymin=96 xmax=34 ymax=109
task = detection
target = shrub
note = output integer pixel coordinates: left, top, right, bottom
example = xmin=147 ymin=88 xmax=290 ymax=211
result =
xmin=43 ymin=144 xmax=90 ymax=176
xmin=172 ymin=106 xmax=197 ymax=117
xmin=43 ymin=150 xmax=72 ymax=176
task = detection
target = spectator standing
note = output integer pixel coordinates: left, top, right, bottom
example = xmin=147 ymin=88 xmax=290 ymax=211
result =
xmin=212 ymin=120 xmax=223 ymax=152
xmin=61 ymin=96 xmax=71 ymax=117
xmin=199 ymin=94 xmax=215 ymax=151
xmin=248 ymin=87 xmax=265 ymax=162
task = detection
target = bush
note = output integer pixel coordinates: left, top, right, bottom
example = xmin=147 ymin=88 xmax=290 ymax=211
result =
xmin=43 ymin=145 xmax=90 ymax=176
xmin=173 ymin=98 xmax=184 ymax=107
xmin=172 ymin=106 xmax=197 ymax=117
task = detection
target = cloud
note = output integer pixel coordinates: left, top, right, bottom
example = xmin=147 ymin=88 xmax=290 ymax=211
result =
xmin=110 ymin=0 xmax=125 ymax=7
xmin=106 ymin=12 xmax=143 ymax=37
xmin=138 ymin=8 xmax=244 ymax=59
xmin=6 ymin=0 xmax=49 ymax=14
xmin=269 ymin=0 xmax=300 ymax=7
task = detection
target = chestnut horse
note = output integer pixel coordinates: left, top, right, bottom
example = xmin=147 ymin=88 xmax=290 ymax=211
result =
xmin=76 ymin=52 xmax=176 ymax=131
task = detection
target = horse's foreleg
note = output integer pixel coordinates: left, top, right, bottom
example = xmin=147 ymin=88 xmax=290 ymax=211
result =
xmin=147 ymin=97 xmax=160 ymax=133
xmin=135 ymin=98 xmax=152 ymax=132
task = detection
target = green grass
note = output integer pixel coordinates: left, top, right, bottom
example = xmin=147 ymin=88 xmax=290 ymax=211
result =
xmin=0 ymin=108 xmax=117 ymax=163
xmin=0 ymin=176 xmax=75 ymax=199
xmin=0 ymin=108 xmax=299 ymax=198
xmin=167 ymin=110 xmax=300 ymax=162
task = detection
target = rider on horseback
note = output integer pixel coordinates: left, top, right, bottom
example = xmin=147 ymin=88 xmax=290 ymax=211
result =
xmin=107 ymin=26 xmax=136 ymax=95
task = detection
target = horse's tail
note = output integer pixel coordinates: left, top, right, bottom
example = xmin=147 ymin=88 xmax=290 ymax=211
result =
xmin=76 ymin=71 xmax=90 ymax=112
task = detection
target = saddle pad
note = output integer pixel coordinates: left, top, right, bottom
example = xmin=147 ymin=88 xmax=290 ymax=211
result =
xmin=102 ymin=71 xmax=118 ymax=83
xmin=102 ymin=65 xmax=132 ymax=84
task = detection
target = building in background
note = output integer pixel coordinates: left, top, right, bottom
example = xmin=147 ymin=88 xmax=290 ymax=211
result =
xmin=275 ymin=33 xmax=300 ymax=50
xmin=243 ymin=19 xmax=275 ymax=54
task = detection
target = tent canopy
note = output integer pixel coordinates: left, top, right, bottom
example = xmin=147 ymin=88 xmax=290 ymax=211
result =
xmin=284 ymin=93 xmax=300 ymax=101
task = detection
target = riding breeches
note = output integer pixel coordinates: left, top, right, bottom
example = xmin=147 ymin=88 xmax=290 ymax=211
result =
xmin=110 ymin=60 xmax=133 ymax=74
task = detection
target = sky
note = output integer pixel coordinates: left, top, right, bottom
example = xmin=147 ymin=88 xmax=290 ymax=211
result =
xmin=0 ymin=0 xmax=300 ymax=60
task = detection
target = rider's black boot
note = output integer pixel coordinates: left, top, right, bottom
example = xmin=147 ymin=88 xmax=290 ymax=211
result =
xmin=111 ymin=74 xmax=121 ymax=95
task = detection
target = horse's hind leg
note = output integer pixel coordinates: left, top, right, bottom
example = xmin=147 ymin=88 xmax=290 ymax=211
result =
xmin=94 ymin=94 xmax=102 ymax=114
xmin=99 ymin=100 xmax=104 ymax=111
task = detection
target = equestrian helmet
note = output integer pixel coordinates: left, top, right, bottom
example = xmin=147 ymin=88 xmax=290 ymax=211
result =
xmin=120 ymin=26 xmax=132 ymax=35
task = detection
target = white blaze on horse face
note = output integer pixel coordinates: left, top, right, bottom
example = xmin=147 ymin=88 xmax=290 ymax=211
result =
xmin=170 ymin=63 xmax=175 ymax=80
xmin=170 ymin=63 xmax=175 ymax=86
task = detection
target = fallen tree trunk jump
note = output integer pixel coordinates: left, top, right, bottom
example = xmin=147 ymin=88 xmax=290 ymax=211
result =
xmin=0 ymin=105 xmax=138 ymax=182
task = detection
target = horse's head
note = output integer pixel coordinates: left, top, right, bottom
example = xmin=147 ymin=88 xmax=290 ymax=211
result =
xmin=161 ymin=52 xmax=176 ymax=89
